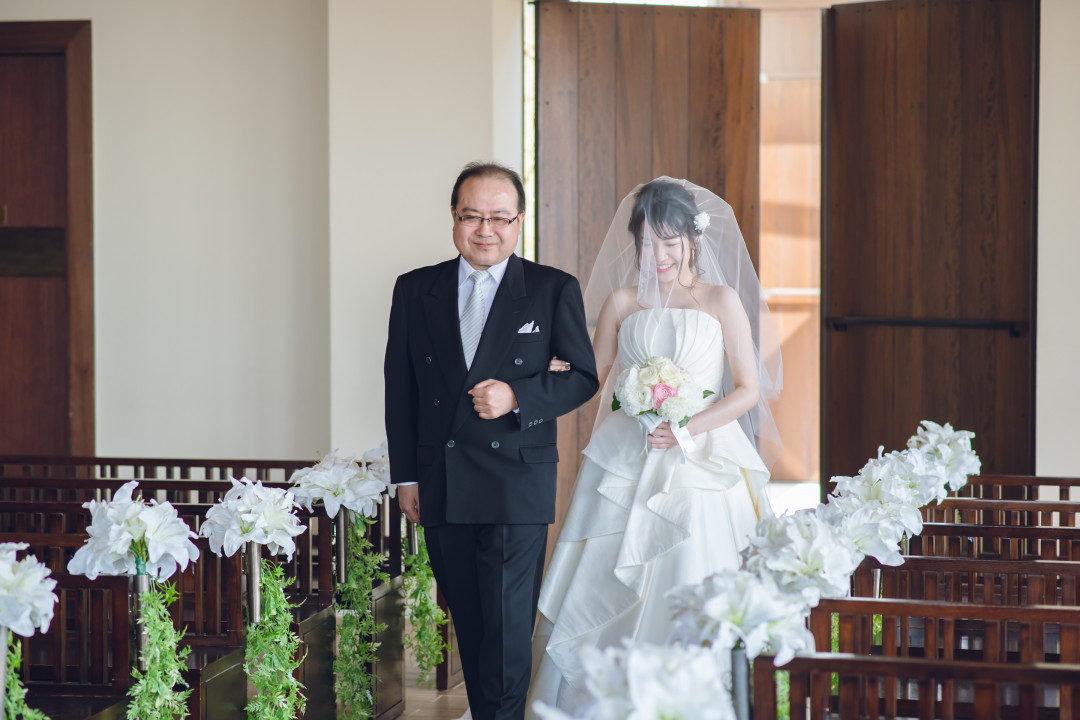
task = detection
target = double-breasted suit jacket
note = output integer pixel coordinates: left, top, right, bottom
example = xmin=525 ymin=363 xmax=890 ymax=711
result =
xmin=384 ymin=253 xmax=599 ymax=526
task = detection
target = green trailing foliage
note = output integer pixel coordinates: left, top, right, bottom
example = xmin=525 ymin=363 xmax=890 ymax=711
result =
xmin=244 ymin=559 xmax=305 ymax=720
xmin=6 ymin=632 xmax=47 ymax=720
xmin=334 ymin=516 xmax=388 ymax=720
xmin=127 ymin=581 xmax=191 ymax=720
xmin=774 ymin=669 xmax=790 ymax=720
xmin=402 ymin=526 xmax=448 ymax=687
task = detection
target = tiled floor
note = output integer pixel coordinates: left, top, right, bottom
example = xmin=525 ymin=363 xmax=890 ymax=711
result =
xmin=402 ymin=662 xmax=468 ymax=720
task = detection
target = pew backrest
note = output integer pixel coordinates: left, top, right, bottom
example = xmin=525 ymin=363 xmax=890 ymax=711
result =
xmin=753 ymin=652 xmax=1080 ymax=720
xmin=853 ymin=556 xmax=1080 ymax=605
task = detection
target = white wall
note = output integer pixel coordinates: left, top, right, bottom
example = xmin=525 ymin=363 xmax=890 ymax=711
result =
xmin=327 ymin=0 xmax=523 ymax=453
xmin=0 ymin=1 xmax=330 ymax=458
xmin=1036 ymin=0 xmax=1080 ymax=475
xmin=1 ymin=0 xmax=1068 ymax=468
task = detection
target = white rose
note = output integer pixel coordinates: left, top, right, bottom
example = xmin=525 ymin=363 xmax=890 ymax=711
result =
xmin=638 ymin=363 xmax=661 ymax=386
xmin=658 ymin=361 xmax=683 ymax=384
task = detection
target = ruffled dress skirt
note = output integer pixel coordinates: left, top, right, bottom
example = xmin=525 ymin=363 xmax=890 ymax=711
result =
xmin=526 ymin=410 xmax=771 ymax=716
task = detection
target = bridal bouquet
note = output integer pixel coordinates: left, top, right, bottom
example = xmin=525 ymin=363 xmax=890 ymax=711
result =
xmin=612 ymin=356 xmax=713 ymax=427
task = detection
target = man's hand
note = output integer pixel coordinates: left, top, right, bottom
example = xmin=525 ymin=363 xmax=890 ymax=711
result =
xmin=469 ymin=379 xmax=519 ymax=419
xmin=397 ymin=484 xmax=420 ymax=524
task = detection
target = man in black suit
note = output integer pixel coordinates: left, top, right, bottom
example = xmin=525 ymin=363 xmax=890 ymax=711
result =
xmin=384 ymin=162 xmax=598 ymax=720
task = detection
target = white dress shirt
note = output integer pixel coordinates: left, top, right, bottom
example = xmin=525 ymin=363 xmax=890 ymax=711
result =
xmin=457 ymin=255 xmax=510 ymax=323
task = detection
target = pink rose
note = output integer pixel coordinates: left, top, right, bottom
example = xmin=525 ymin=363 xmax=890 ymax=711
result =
xmin=652 ymin=383 xmax=677 ymax=411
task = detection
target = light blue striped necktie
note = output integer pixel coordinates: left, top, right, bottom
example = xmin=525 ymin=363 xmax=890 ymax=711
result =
xmin=460 ymin=269 xmax=491 ymax=369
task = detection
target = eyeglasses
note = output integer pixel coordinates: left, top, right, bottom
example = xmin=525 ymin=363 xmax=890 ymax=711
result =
xmin=456 ymin=214 xmax=519 ymax=229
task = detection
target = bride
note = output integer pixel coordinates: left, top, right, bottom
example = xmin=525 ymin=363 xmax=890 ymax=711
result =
xmin=526 ymin=178 xmax=783 ymax=716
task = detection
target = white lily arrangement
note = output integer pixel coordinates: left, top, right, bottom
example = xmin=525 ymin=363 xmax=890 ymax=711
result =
xmin=533 ymin=641 xmax=735 ymax=720
xmin=201 ymin=477 xmax=309 ymax=720
xmin=667 ymin=569 xmax=813 ymax=665
xmin=64 ymin=482 xmax=199 ymax=720
xmin=200 ymin=477 xmax=307 ymax=560
xmin=741 ymin=509 xmax=863 ymax=606
xmin=289 ymin=449 xmax=390 ymax=519
xmin=667 ymin=420 xmax=980 ymax=659
xmin=907 ymin=420 xmax=982 ymax=492
xmin=0 ymin=543 xmax=59 ymax=720
xmin=67 ymin=480 xmax=200 ymax=579
xmin=362 ymin=442 xmax=395 ymax=496
xmin=0 ymin=543 xmax=57 ymax=638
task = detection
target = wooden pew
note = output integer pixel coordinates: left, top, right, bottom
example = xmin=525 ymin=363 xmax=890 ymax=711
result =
xmin=923 ymin=497 xmax=1080 ymax=529
xmin=0 ymin=465 xmax=404 ymax=720
xmin=959 ymin=474 xmax=1080 ymax=502
xmin=753 ymin=653 xmax=1080 ymax=720
xmin=852 ymin=556 xmax=1080 ymax=606
xmin=808 ymin=597 xmax=1080 ymax=718
xmin=909 ymin=522 xmax=1080 ymax=562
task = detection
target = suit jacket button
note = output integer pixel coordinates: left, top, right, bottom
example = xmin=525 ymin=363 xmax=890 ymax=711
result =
xmin=491 ymin=441 xmax=500 ymax=449
xmin=433 ymin=399 xmax=440 ymax=406
xmin=514 ymin=358 xmax=523 ymax=366
xmin=425 ymin=356 xmax=432 ymax=364
xmin=446 ymin=440 xmax=455 ymax=448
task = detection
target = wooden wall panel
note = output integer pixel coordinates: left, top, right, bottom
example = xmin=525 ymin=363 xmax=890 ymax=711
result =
xmin=536 ymin=2 xmax=581 ymax=540
xmin=822 ymin=0 xmax=1036 ymax=481
xmin=719 ymin=9 xmax=761 ymax=267
xmin=650 ymin=7 xmax=689 ymax=181
xmin=577 ymin=4 xmax=616 ymax=284
xmin=614 ymin=5 xmax=654 ymax=202
xmin=537 ymin=1 xmax=760 ymax=522
xmin=66 ymin=22 xmax=94 ymax=456
xmin=688 ymin=10 xmax=726 ymax=197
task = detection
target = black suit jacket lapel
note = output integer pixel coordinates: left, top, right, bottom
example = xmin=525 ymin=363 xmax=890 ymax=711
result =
xmin=453 ymin=254 xmax=528 ymax=432
xmin=421 ymin=260 xmax=467 ymax=393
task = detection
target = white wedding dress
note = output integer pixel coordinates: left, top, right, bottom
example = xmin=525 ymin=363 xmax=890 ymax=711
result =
xmin=527 ymin=308 xmax=773 ymax=716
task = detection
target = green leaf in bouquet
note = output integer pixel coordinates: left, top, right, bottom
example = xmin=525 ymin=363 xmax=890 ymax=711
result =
xmin=703 ymin=390 xmax=715 ymax=398
xmin=679 ymin=417 xmax=691 ymax=428
xmin=611 ymin=396 xmax=622 ymax=412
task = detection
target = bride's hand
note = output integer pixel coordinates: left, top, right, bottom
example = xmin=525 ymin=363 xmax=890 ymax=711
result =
xmin=548 ymin=356 xmax=572 ymax=372
xmin=647 ymin=421 xmax=678 ymax=450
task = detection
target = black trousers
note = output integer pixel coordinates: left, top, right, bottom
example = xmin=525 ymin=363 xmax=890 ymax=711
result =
xmin=425 ymin=523 xmax=548 ymax=720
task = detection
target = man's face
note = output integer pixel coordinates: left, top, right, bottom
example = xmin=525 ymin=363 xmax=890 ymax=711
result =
xmin=452 ymin=175 xmax=523 ymax=270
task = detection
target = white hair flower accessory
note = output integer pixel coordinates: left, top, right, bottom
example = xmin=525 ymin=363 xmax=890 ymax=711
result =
xmin=693 ymin=211 xmax=711 ymax=233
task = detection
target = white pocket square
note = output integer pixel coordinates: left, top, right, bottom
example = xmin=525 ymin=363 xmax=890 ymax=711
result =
xmin=518 ymin=321 xmax=538 ymax=334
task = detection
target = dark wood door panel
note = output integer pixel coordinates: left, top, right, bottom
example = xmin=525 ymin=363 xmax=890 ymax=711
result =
xmin=0 ymin=277 xmax=69 ymax=454
xmin=822 ymin=0 xmax=1036 ymax=485
xmin=0 ymin=53 xmax=66 ymax=226
xmin=826 ymin=325 xmax=1031 ymax=479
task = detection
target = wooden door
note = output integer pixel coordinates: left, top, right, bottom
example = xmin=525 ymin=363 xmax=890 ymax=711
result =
xmin=821 ymin=0 xmax=1037 ymax=483
xmin=0 ymin=22 xmax=93 ymax=455
xmin=536 ymin=2 xmax=760 ymax=530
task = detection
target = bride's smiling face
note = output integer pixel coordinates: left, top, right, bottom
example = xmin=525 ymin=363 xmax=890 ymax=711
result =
xmin=649 ymin=235 xmax=690 ymax=281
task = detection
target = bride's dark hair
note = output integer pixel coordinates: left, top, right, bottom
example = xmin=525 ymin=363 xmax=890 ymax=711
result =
xmin=628 ymin=179 xmax=702 ymax=280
